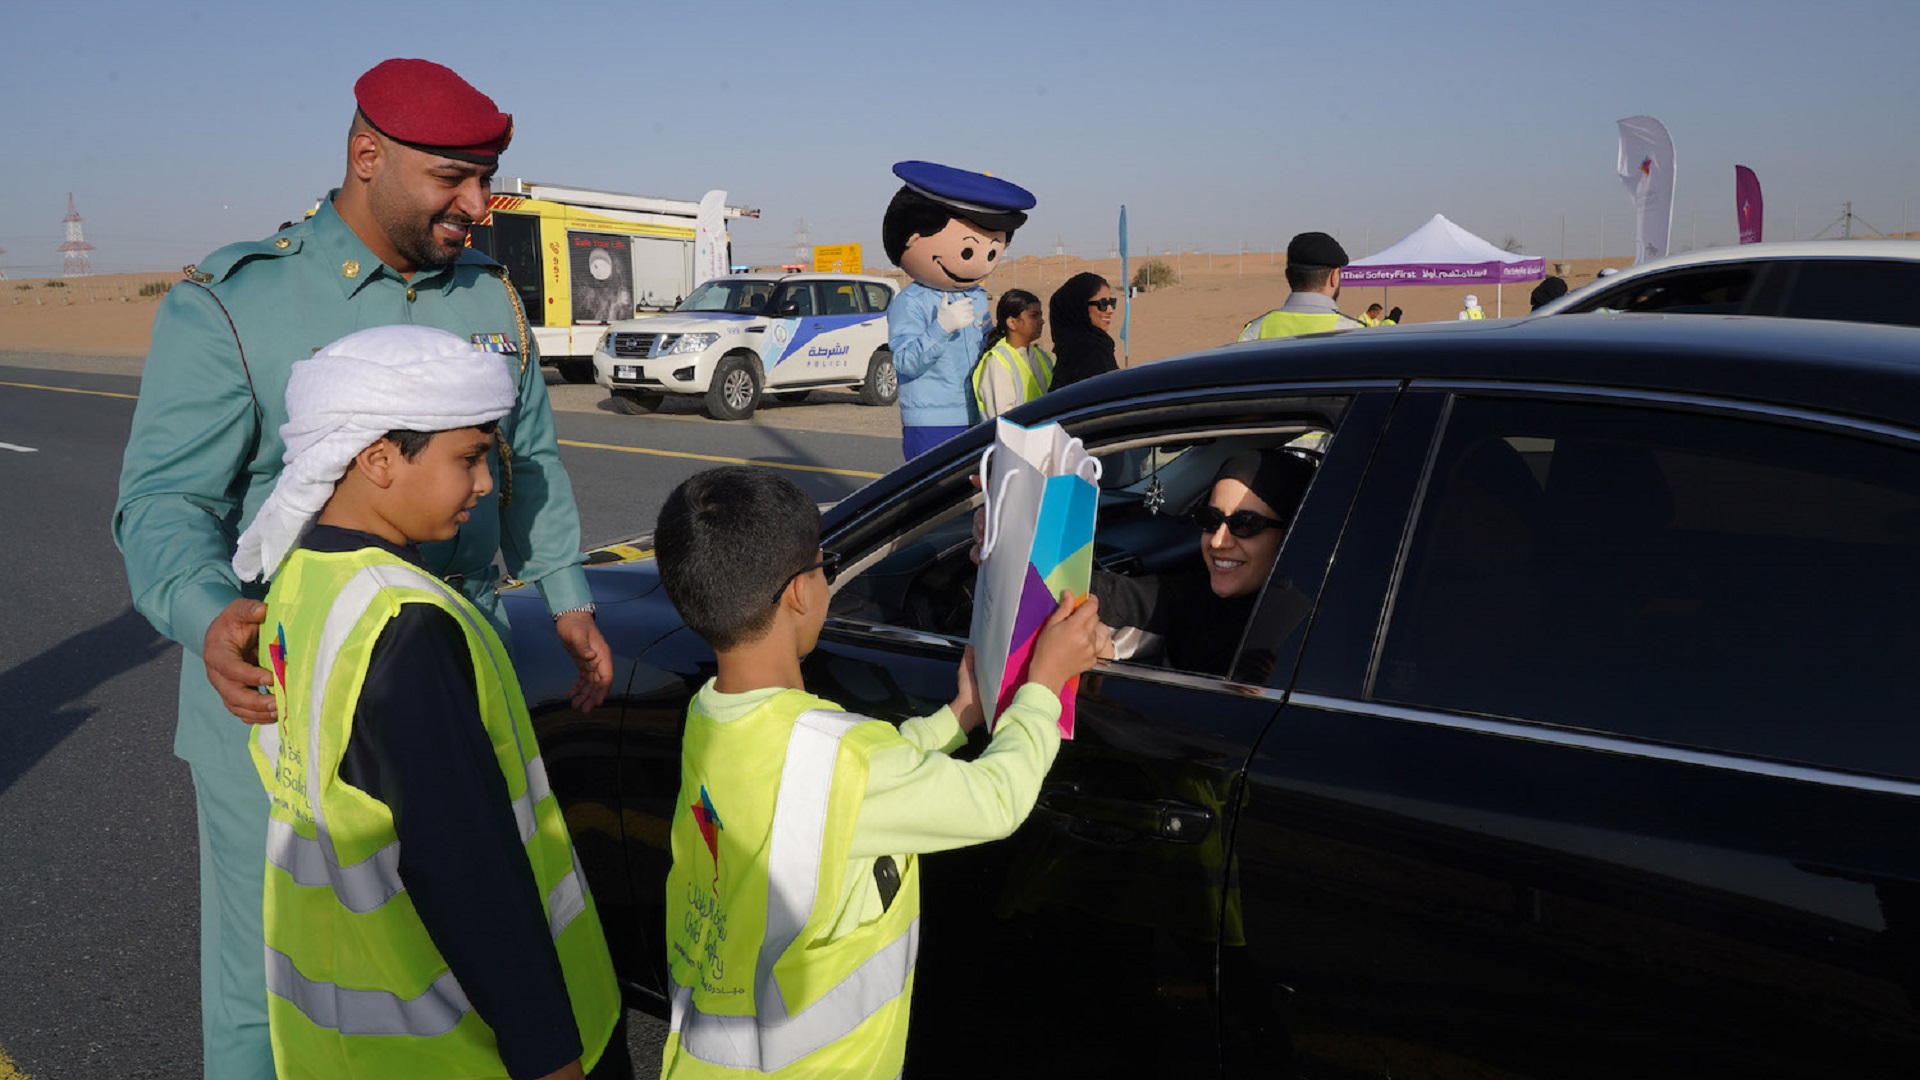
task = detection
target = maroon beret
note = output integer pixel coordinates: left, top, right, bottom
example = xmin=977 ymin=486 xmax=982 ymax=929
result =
xmin=354 ymin=58 xmax=512 ymax=164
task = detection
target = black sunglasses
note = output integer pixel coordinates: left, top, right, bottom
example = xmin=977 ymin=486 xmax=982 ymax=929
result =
xmin=1087 ymin=297 xmax=1119 ymax=311
xmin=1191 ymin=505 xmax=1287 ymax=539
xmin=769 ymin=550 xmax=841 ymax=605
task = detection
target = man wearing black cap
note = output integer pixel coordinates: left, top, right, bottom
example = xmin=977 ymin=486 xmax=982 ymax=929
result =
xmin=114 ymin=58 xmax=617 ymax=1080
xmin=1238 ymin=231 xmax=1370 ymax=340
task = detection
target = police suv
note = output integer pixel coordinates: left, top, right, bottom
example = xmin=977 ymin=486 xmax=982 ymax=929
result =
xmin=591 ymin=273 xmax=898 ymax=420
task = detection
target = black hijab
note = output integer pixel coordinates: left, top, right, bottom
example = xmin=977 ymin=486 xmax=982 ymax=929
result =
xmin=1047 ymin=272 xmax=1117 ymax=390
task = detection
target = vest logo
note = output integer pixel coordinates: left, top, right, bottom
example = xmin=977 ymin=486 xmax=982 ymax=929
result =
xmin=268 ymin=623 xmax=289 ymax=695
xmin=471 ymin=332 xmax=519 ymax=354
xmin=692 ymin=785 xmax=724 ymax=893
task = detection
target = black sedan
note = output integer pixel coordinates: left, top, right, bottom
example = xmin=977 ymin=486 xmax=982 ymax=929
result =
xmin=505 ymin=314 xmax=1920 ymax=1079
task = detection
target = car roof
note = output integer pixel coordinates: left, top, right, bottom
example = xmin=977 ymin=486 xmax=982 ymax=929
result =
xmin=1042 ymin=315 xmax=1920 ymax=432
xmin=712 ymin=273 xmax=896 ymax=286
xmin=1535 ymin=239 xmax=1920 ymax=315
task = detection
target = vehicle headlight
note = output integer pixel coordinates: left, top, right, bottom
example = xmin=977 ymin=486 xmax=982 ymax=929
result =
xmin=664 ymin=333 xmax=719 ymax=355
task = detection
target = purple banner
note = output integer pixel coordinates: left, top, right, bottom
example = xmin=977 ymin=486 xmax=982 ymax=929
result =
xmin=1735 ymin=165 xmax=1764 ymax=245
xmin=1342 ymin=258 xmax=1545 ymax=286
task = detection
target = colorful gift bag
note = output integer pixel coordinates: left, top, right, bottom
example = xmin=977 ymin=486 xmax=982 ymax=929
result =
xmin=969 ymin=418 xmax=1102 ymax=738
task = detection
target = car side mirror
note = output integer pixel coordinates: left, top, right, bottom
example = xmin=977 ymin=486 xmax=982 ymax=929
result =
xmin=775 ymin=301 xmax=800 ymax=317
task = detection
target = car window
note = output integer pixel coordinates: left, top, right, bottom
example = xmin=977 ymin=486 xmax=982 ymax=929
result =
xmin=820 ymin=281 xmax=862 ymax=316
xmin=1572 ymin=265 xmax=1756 ymax=315
xmin=771 ymin=282 xmax=817 ymax=317
xmin=860 ymin=283 xmax=892 ymax=313
xmin=827 ymin=425 xmax=1334 ymax=679
xmin=1374 ymin=395 xmax=1920 ymax=778
xmin=1778 ymin=259 xmax=1920 ymax=328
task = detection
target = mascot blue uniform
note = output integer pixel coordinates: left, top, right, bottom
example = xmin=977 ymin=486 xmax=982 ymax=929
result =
xmin=882 ymin=161 xmax=1035 ymax=459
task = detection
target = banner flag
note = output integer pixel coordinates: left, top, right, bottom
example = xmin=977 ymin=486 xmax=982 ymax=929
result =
xmin=693 ymin=189 xmax=729 ymax=287
xmin=1735 ymin=165 xmax=1764 ymax=245
xmin=1616 ymin=116 xmax=1676 ymax=264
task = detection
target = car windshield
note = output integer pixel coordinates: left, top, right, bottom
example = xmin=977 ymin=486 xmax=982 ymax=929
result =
xmin=677 ymin=279 xmax=775 ymax=315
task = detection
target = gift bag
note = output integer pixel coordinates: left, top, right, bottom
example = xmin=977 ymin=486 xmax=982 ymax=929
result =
xmin=968 ymin=418 xmax=1102 ymax=738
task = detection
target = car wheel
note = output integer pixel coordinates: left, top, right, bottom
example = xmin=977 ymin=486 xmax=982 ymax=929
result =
xmin=556 ymin=359 xmax=594 ymax=384
xmin=609 ymin=389 xmax=663 ymax=415
xmin=705 ymin=354 xmax=761 ymax=420
xmin=859 ymin=348 xmax=897 ymax=406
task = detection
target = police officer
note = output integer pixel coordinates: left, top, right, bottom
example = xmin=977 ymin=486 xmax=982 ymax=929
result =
xmin=113 ymin=58 xmax=613 ymax=1080
xmin=1238 ymin=231 xmax=1370 ymax=340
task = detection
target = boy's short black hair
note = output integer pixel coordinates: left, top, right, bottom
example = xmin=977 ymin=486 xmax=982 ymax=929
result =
xmin=383 ymin=419 xmax=499 ymax=461
xmin=655 ymin=466 xmax=822 ymax=651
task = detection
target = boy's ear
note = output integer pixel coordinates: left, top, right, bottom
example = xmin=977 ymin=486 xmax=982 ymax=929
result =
xmin=353 ymin=438 xmax=402 ymax=489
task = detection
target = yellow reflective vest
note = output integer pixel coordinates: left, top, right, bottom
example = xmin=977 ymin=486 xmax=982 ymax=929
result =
xmin=1460 ymin=307 xmax=1485 ymax=320
xmin=663 ymin=689 xmax=922 ymax=1078
xmin=249 ymin=546 xmax=619 ymax=1079
xmin=1238 ymin=308 xmax=1360 ymax=341
xmin=971 ymin=339 xmax=1055 ymax=420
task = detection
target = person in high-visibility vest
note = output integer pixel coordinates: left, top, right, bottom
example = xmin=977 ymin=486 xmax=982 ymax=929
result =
xmin=231 ymin=325 xmax=625 ymax=1080
xmin=1459 ymin=294 xmax=1486 ymax=320
xmin=1238 ymin=231 xmax=1370 ymax=341
xmin=1362 ymin=302 xmax=1386 ymax=327
xmin=652 ymin=466 xmax=1108 ymax=1079
xmin=971 ymin=288 xmax=1054 ymax=421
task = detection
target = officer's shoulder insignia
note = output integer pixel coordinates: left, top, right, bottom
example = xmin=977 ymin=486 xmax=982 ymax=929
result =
xmin=193 ymin=233 xmax=301 ymax=283
xmin=472 ymin=332 xmax=519 ymax=354
xmin=181 ymin=264 xmax=213 ymax=284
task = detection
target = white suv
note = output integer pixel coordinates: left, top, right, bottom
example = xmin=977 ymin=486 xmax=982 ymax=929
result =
xmin=591 ymin=273 xmax=898 ymax=420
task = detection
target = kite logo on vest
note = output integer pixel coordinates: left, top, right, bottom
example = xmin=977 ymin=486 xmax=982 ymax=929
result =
xmin=471 ymin=332 xmax=519 ymax=354
xmin=692 ymin=785 xmax=724 ymax=892
xmin=269 ymin=623 xmax=289 ymax=695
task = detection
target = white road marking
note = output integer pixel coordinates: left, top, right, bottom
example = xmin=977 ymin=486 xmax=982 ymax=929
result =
xmin=0 ymin=442 xmax=39 ymax=454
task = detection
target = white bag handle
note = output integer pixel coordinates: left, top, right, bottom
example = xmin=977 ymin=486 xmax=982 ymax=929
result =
xmin=977 ymin=444 xmax=1023 ymax=562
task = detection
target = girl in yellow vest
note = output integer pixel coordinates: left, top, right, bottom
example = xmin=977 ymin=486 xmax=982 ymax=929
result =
xmin=231 ymin=325 xmax=624 ymax=1080
xmin=652 ymin=466 xmax=1108 ymax=1078
xmin=970 ymin=288 xmax=1055 ymax=421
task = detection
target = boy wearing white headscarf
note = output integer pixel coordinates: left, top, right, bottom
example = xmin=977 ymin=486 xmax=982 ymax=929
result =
xmin=232 ymin=325 xmax=624 ymax=1080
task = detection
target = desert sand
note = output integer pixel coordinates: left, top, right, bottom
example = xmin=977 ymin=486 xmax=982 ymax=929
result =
xmin=0 ymin=254 xmax=1632 ymax=367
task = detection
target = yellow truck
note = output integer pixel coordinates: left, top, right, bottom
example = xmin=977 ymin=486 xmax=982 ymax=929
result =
xmin=469 ymin=178 xmax=759 ymax=382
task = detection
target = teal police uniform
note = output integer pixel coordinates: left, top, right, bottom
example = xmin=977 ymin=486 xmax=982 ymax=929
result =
xmin=113 ymin=194 xmax=593 ymax=1079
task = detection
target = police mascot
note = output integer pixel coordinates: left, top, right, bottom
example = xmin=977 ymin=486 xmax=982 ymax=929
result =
xmin=881 ymin=160 xmax=1034 ymax=458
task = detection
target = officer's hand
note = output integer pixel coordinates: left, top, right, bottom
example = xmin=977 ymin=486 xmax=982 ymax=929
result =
xmin=204 ymin=598 xmax=277 ymax=724
xmin=554 ymin=610 xmax=613 ymax=714
xmin=936 ymin=292 xmax=975 ymax=333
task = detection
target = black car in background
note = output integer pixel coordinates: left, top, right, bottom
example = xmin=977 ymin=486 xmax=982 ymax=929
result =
xmin=506 ymin=315 xmax=1920 ymax=1078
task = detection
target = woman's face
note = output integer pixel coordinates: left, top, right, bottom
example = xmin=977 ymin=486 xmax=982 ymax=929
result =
xmin=1086 ymin=284 xmax=1115 ymax=330
xmin=1007 ymin=304 xmax=1043 ymax=345
xmin=1197 ymin=477 xmax=1286 ymax=599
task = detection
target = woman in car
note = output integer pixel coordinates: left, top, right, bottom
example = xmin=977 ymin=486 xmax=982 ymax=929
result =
xmin=1047 ymin=272 xmax=1119 ymax=390
xmin=1088 ymin=449 xmax=1314 ymax=677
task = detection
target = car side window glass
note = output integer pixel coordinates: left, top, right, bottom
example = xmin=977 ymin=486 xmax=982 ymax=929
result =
xmin=1375 ymin=395 xmax=1920 ymax=778
xmin=1779 ymin=260 xmax=1920 ymax=328
xmin=772 ymin=283 xmax=816 ymax=317
xmin=820 ymin=280 xmax=861 ymax=316
xmin=861 ymin=283 xmax=892 ymax=313
xmin=1576 ymin=266 xmax=1754 ymax=314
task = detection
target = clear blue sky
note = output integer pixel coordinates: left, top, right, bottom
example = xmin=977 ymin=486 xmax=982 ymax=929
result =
xmin=3 ymin=0 xmax=1916 ymax=277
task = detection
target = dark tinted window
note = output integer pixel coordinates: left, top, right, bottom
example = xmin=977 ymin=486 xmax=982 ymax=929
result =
xmin=1573 ymin=265 xmax=1755 ymax=314
xmin=469 ymin=212 xmax=543 ymax=319
xmin=1778 ymin=259 xmax=1920 ymax=327
xmin=771 ymin=282 xmax=816 ymax=317
xmin=1375 ymin=395 xmax=1920 ymax=778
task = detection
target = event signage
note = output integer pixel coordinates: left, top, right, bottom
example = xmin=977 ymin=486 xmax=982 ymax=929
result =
xmin=1735 ymin=165 xmax=1764 ymax=245
xmin=693 ymin=189 xmax=730 ymax=287
xmin=811 ymin=243 xmax=863 ymax=273
xmin=1341 ymin=261 xmax=1544 ymax=285
xmin=1617 ymin=116 xmax=1677 ymax=264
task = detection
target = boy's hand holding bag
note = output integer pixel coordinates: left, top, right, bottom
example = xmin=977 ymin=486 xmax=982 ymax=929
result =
xmin=967 ymin=418 xmax=1101 ymax=738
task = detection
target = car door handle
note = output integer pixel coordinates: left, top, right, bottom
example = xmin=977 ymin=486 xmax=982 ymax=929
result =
xmin=1037 ymin=784 xmax=1215 ymax=844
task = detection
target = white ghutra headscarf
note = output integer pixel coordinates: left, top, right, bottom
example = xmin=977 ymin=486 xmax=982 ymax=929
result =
xmin=232 ymin=325 xmax=516 ymax=583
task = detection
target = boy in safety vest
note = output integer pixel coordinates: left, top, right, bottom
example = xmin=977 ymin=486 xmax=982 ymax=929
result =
xmin=231 ymin=325 xmax=624 ymax=1080
xmin=653 ymin=466 xmax=1107 ymax=1078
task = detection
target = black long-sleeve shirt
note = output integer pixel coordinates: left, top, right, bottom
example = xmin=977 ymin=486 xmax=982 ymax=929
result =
xmin=304 ymin=525 xmax=581 ymax=1079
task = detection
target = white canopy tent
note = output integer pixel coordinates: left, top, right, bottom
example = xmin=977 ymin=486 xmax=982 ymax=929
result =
xmin=1342 ymin=214 xmax=1545 ymax=317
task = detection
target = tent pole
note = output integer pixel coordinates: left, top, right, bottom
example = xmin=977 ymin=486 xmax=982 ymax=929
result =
xmin=1497 ymin=283 xmax=1502 ymax=318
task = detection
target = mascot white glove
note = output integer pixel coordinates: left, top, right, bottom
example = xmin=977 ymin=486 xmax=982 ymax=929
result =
xmin=936 ymin=293 xmax=976 ymax=333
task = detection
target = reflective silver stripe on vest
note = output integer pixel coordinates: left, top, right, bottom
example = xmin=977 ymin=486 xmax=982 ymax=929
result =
xmin=673 ymin=709 xmax=920 ymax=1071
xmin=265 ymin=946 xmax=472 ymax=1037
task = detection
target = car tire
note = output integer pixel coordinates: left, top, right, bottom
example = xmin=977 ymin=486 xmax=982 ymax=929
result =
xmin=705 ymin=354 xmax=761 ymax=420
xmin=556 ymin=359 xmax=594 ymax=384
xmin=609 ymin=389 xmax=663 ymax=415
xmin=859 ymin=347 xmax=897 ymax=407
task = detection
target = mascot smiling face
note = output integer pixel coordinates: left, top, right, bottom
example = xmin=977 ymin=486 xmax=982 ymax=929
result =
xmin=882 ymin=162 xmax=1034 ymax=291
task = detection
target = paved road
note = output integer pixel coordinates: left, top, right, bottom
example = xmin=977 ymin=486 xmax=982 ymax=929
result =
xmin=0 ymin=356 xmax=902 ymax=1078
